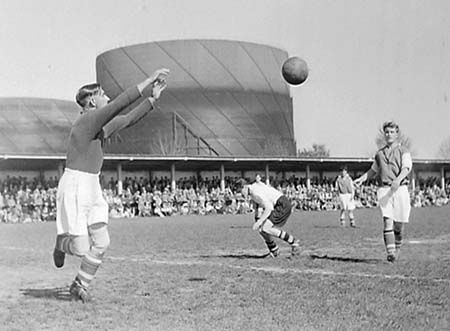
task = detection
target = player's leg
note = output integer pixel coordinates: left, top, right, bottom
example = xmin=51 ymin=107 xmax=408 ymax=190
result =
xmin=54 ymin=233 xmax=91 ymax=267
xmin=55 ymin=234 xmax=90 ymax=255
xmin=339 ymin=209 xmax=346 ymax=226
xmin=268 ymin=196 xmax=300 ymax=254
xmin=74 ymin=222 xmax=110 ymax=288
xmin=70 ymin=223 xmax=110 ymax=303
xmin=338 ymin=194 xmax=346 ymax=226
xmin=70 ymin=180 xmax=110 ymax=303
xmin=377 ymin=187 xmax=396 ymax=262
xmin=54 ymin=171 xmax=81 ymax=268
xmin=383 ymin=217 xmax=396 ymax=262
xmin=260 ymin=219 xmax=299 ymax=254
xmin=392 ymin=186 xmax=411 ymax=259
xmin=348 ymin=195 xmax=356 ymax=227
xmin=259 ymin=230 xmax=279 ymax=257
xmin=393 ymin=221 xmax=404 ymax=253
xmin=349 ymin=209 xmax=355 ymax=227
xmin=53 ymin=234 xmax=68 ymax=268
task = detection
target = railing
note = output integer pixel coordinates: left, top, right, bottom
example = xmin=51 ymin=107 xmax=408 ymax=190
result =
xmin=172 ymin=112 xmax=219 ymax=156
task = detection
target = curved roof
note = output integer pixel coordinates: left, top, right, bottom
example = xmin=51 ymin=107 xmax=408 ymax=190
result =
xmin=0 ymin=97 xmax=78 ymax=155
xmin=0 ymin=40 xmax=296 ymax=157
xmin=97 ymin=39 xmax=296 ymax=156
xmin=97 ymin=39 xmax=290 ymax=97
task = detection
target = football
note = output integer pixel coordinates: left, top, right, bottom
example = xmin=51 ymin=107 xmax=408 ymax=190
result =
xmin=282 ymin=56 xmax=309 ymax=85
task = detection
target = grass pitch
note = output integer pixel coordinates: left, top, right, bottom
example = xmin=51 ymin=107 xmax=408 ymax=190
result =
xmin=1 ymin=206 xmax=450 ymax=330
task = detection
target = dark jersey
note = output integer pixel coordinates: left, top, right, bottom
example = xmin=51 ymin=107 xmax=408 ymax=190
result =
xmin=65 ymin=86 xmax=152 ymax=173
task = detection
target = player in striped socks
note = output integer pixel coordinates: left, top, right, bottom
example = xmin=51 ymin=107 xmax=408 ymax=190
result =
xmin=354 ymin=121 xmax=412 ymax=263
xmin=53 ymin=68 xmax=169 ymax=302
xmin=238 ymin=178 xmax=300 ymax=257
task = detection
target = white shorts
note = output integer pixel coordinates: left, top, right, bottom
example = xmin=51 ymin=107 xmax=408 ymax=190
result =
xmin=56 ymin=168 xmax=109 ymax=235
xmin=339 ymin=193 xmax=355 ymax=211
xmin=377 ymin=186 xmax=411 ymax=223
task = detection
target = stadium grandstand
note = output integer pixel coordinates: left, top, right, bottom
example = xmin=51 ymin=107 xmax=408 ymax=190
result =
xmin=1 ymin=40 xmax=450 ymax=222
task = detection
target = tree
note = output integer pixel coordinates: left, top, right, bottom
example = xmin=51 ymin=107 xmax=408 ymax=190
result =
xmin=297 ymin=143 xmax=330 ymax=157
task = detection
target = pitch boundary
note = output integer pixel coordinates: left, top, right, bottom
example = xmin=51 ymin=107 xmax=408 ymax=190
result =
xmin=107 ymin=255 xmax=450 ymax=284
xmin=2 ymin=245 xmax=449 ymax=284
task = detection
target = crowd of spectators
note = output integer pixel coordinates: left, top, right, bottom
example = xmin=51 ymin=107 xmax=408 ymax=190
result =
xmin=0 ymin=174 xmax=449 ymax=223
xmin=0 ymin=175 xmax=58 ymax=223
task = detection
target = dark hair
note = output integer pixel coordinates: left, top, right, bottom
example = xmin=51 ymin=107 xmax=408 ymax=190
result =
xmin=340 ymin=165 xmax=348 ymax=171
xmin=75 ymin=83 xmax=101 ymax=108
xmin=382 ymin=121 xmax=399 ymax=132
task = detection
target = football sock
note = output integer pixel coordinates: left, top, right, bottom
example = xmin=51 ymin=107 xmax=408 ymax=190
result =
xmin=340 ymin=211 xmax=345 ymax=224
xmin=278 ymin=230 xmax=295 ymax=245
xmin=383 ymin=229 xmax=395 ymax=255
xmin=56 ymin=234 xmax=72 ymax=255
xmin=394 ymin=223 xmax=404 ymax=251
xmin=77 ymin=251 xmax=103 ymax=288
xmin=76 ymin=224 xmax=110 ymax=288
xmin=265 ymin=240 xmax=279 ymax=254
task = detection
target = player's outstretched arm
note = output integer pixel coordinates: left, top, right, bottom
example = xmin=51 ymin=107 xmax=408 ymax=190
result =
xmin=103 ymin=80 xmax=167 ymax=139
xmin=137 ymin=68 xmax=170 ymax=96
xmin=354 ymin=168 xmax=376 ymax=187
xmin=86 ymin=68 xmax=170 ymax=137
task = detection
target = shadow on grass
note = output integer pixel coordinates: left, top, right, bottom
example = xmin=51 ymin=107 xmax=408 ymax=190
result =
xmin=20 ymin=287 xmax=72 ymax=301
xmin=309 ymin=254 xmax=380 ymax=264
xmin=200 ymin=253 xmax=270 ymax=259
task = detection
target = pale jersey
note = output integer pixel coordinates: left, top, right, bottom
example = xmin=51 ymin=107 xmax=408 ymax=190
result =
xmin=371 ymin=143 xmax=412 ymax=186
xmin=336 ymin=175 xmax=353 ymax=194
xmin=248 ymin=182 xmax=282 ymax=212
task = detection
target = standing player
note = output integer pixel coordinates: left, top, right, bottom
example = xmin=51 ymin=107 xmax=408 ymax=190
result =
xmin=354 ymin=121 xmax=412 ymax=263
xmin=53 ymin=68 xmax=169 ymax=302
xmin=335 ymin=165 xmax=356 ymax=227
xmin=239 ymin=179 xmax=300 ymax=257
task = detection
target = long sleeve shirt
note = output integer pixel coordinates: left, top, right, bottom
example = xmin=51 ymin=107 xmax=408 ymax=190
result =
xmin=65 ymin=87 xmax=153 ymax=174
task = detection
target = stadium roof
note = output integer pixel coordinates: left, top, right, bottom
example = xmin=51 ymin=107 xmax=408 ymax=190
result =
xmin=1 ymin=154 xmax=449 ymax=173
xmin=0 ymin=97 xmax=78 ymax=155
xmin=97 ymin=39 xmax=291 ymax=97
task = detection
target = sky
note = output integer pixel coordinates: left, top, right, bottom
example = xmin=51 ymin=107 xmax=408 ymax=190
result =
xmin=1 ymin=0 xmax=450 ymax=159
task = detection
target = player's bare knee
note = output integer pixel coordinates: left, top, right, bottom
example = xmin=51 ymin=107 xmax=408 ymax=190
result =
xmin=89 ymin=223 xmax=110 ymax=255
xmin=260 ymin=222 xmax=272 ymax=233
xmin=70 ymin=236 xmax=90 ymax=257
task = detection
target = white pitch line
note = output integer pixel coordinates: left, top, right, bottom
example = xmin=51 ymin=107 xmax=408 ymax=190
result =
xmin=2 ymin=245 xmax=449 ymax=284
xmin=107 ymin=255 xmax=450 ymax=284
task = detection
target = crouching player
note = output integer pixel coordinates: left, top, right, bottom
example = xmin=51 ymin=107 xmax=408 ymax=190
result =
xmin=53 ymin=68 xmax=169 ymax=302
xmin=354 ymin=121 xmax=412 ymax=263
xmin=238 ymin=179 xmax=300 ymax=257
